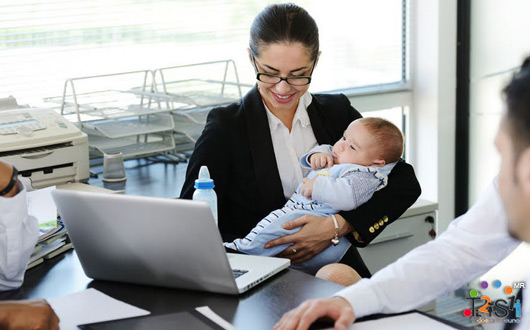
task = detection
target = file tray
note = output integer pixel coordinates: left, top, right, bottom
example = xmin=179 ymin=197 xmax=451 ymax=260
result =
xmin=88 ymin=133 xmax=175 ymax=159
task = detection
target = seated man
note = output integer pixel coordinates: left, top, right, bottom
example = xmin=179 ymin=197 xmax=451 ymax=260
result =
xmin=0 ymin=160 xmax=59 ymax=329
xmin=274 ymin=57 xmax=530 ymax=330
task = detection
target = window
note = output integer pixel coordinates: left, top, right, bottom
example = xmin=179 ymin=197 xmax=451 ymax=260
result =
xmin=0 ymin=0 xmax=407 ymax=106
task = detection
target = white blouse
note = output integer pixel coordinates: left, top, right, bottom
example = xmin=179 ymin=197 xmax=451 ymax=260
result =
xmin=263 ymin=92 xmax=318 ymax=200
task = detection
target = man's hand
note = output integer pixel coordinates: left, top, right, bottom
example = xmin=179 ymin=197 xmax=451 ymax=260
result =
xmin=309 ymin=152 xmax=333 ymax=171
xmin=0 ymin=161 xmax=18 ymax=198
xmin=300 ymin=177 xmax=317 ymax=199
xmin=274 ymin=297 xmax=355 ymax=330
xmin=0 ymin=299 xmax=60 ymax=330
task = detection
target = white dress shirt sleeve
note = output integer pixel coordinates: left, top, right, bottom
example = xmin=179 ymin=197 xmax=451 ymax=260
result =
xmin=336 ymin=178 xmax=521 ymax=318
xmin=0 ymin=180 xmax=39 ymax=290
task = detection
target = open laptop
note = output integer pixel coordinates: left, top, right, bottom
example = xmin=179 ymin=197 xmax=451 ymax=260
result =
xmin=51 ymin=190 xmax=290 ymax=295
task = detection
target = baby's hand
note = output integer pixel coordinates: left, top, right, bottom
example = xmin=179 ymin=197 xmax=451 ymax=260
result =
xmin=300 ymin=177 xmax=317 ymax=199
xmin=308 ymin=152 xmax=333 ymax=171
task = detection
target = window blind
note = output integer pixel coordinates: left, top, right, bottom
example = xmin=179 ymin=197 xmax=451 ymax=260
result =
xmin=0 ymin=0 xmax=406 ymax=106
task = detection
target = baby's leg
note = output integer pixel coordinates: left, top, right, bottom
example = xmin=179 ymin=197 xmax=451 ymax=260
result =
xmin=225 ymin=209 xmax=312 ymax=257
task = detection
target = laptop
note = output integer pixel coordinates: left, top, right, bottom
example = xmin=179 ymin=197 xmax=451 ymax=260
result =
xmin=51 ymin=190 xmax=290 ymax=295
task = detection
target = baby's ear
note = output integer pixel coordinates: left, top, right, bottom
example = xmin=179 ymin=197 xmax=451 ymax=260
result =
xmin=371 ymin=159 xmax=386 ymax=167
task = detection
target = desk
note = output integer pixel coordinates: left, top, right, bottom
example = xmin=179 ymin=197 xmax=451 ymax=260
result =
xmin=0 ymin=250 xmax=344 ymax=330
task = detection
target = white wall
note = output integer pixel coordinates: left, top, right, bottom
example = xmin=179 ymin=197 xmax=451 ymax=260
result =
xmin=468 ymin=0 xmax=530 ymax=204
xmin=467 ymin=0 xmax=530 ymax=284
xmin=411 ymin=0 xmax=457 ymax=233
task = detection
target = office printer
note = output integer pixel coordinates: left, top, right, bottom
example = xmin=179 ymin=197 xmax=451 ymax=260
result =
xmin=0 ymin=108 xmax=89 ymax=189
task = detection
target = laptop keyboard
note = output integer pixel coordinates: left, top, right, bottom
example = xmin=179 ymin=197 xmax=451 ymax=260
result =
xmin=232 ymin=269 xmax=249 ymax=279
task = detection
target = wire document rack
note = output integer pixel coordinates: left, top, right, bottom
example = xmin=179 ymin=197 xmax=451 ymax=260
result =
xmin=44 ymin=70 xmax=175 ymax=159
xmin=151 ymin=60 xmax=253 ymax=151
xmin=44 ymin=60 xmax=253 ymax=161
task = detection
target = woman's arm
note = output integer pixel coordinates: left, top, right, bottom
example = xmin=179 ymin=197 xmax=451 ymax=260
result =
xmin=339 ymin=160 xmax=421 ymax=247
xmin=265 ymin=161 xmax=420 ymax=263
xmin=180 ymin=109 xmax=229 ymax=201
xmin=311 ymin=172 xmax=381 ymax=211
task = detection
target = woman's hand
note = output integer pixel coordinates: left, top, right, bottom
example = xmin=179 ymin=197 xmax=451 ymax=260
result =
xmin=264 ymin=214 xmax=353 ymax=264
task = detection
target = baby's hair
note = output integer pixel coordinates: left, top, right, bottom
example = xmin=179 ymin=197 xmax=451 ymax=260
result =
xmin=357 ymin=117 xmax=404 ymax=163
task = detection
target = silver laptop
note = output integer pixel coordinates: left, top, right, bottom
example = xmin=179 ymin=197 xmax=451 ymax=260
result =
xmin=51 ymin=190 xmax=290 ymax=295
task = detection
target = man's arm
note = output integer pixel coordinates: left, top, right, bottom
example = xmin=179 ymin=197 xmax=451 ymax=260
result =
xmin=337 ymin=178 xmax=520 ymax=317
xmin=275 ymin=179 xmax=520 ymax=330
xmin=0 ymin=161 xmax=39 ymax=290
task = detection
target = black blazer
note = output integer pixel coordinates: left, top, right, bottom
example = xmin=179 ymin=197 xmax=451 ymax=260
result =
xmin=181 ymin=86 xmax=421 ymax=248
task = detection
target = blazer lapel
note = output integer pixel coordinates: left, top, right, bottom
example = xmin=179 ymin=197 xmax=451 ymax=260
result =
xmin=243 ymin=86 xmax=286 ymax=209
xmin=307 ymin=96 xmax=333 ymax=145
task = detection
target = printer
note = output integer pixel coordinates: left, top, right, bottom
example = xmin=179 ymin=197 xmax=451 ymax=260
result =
xmin=0 ymin=108 xmax=89 ymax=189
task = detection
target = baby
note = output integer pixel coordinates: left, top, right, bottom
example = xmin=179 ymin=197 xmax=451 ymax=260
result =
xmin=224 ymin=117 xmax=404 ymax=274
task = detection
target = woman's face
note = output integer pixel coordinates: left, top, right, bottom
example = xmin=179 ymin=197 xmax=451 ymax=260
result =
xmin=251 ymin=42 xmax=316 ymax=115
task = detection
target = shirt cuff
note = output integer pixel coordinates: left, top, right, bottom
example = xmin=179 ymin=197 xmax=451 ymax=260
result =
xmin=300 ymin=153 xmax=315 ymax=169
xmin=0 ymin=180 xmax=28 ymax=228
xmin=334 ymin=278 xmax=383 ymax=319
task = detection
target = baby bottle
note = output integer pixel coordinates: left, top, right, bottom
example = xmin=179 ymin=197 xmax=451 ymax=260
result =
xmin=192 ymin=166 xmax=218 ymax=225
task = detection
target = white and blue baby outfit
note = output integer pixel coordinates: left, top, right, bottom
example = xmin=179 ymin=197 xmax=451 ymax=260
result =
xmin=224 ymin=145 xmax=396 ymax=274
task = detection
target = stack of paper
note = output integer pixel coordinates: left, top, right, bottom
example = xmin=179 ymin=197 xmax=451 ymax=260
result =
xmin=26 ymin=186 xmax=73 ymax=270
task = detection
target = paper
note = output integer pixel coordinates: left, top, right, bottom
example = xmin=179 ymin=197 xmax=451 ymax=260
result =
xmin=28 ymin=237 xmax=66 ymax=264
xmin=323 ymin=312 xmax=457 ymax=330
xmin=48 ymin=288 xmax=150 ymax=330
xmin=27 ymin=186 xmax=57 ymax=225
xmin=195 ymin=306 xmax=236 ymax=330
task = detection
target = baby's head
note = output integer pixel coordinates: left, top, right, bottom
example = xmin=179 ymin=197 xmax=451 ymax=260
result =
xmin=331 ymin=117 xmax=404 ymax=167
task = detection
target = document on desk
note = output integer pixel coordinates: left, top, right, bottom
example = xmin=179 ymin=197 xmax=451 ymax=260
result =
xmin=343 ymin=312 xmax=457 ymax=330
xmin=27 ymin=186 xmax=57 ymax=225
xmin=48 ymin=288 xmax=150 ymax=330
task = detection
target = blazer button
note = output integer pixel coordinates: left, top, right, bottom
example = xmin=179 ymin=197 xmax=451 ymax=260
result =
xmin=369 ymin=226 xmax=375 ymax=233
xmin=379 ymin=220 xmax=384 ymax=226
xmin=383 ymin=216 xmax=389 ymax=223
xmin=374 ymin=223 xmax=379 ymax=230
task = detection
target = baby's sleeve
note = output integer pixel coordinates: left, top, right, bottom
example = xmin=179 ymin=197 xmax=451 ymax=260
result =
xmin=300 ymin=144 xmax=333 ymax=168
xmin=312 ymin=171 xmax=382 ymax=211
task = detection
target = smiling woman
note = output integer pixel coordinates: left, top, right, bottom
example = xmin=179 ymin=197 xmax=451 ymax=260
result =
xmin=180 ymin=3 xmax=421 ymax=278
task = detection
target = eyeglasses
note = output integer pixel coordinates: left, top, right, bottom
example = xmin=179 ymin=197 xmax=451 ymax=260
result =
xmin=251 ymin=55 xmax=316 ymax=86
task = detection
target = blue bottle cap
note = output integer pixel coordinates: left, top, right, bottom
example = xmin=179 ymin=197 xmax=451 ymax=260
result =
xmin=194 ymin=179 xmax=214 ymax=189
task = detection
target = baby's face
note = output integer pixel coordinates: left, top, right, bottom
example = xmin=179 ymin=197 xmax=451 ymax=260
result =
xmin=332 ymin=121 xmax=378 ymax=166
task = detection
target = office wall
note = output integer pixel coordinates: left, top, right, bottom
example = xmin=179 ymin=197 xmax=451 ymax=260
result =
xmin=468 ymin=0 xmax=530 ymax=204
xmin=468 ymin=0 xmax=530 ymax=283
xmin=411 ymin=0 xmax=457 ymax=233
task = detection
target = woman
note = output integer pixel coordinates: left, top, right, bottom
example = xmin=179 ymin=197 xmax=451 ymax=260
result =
xmin=180 ymin=3 xmax=421 ymax=277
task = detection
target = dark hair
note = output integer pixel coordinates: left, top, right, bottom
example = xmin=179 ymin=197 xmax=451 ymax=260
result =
xmin=359 ymin=117 xmax=404 ymax=163
xmin=503 ymin=56 xmax=530 ymax=159
xmin=249 ymin=3 xmax=319 ymax=60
